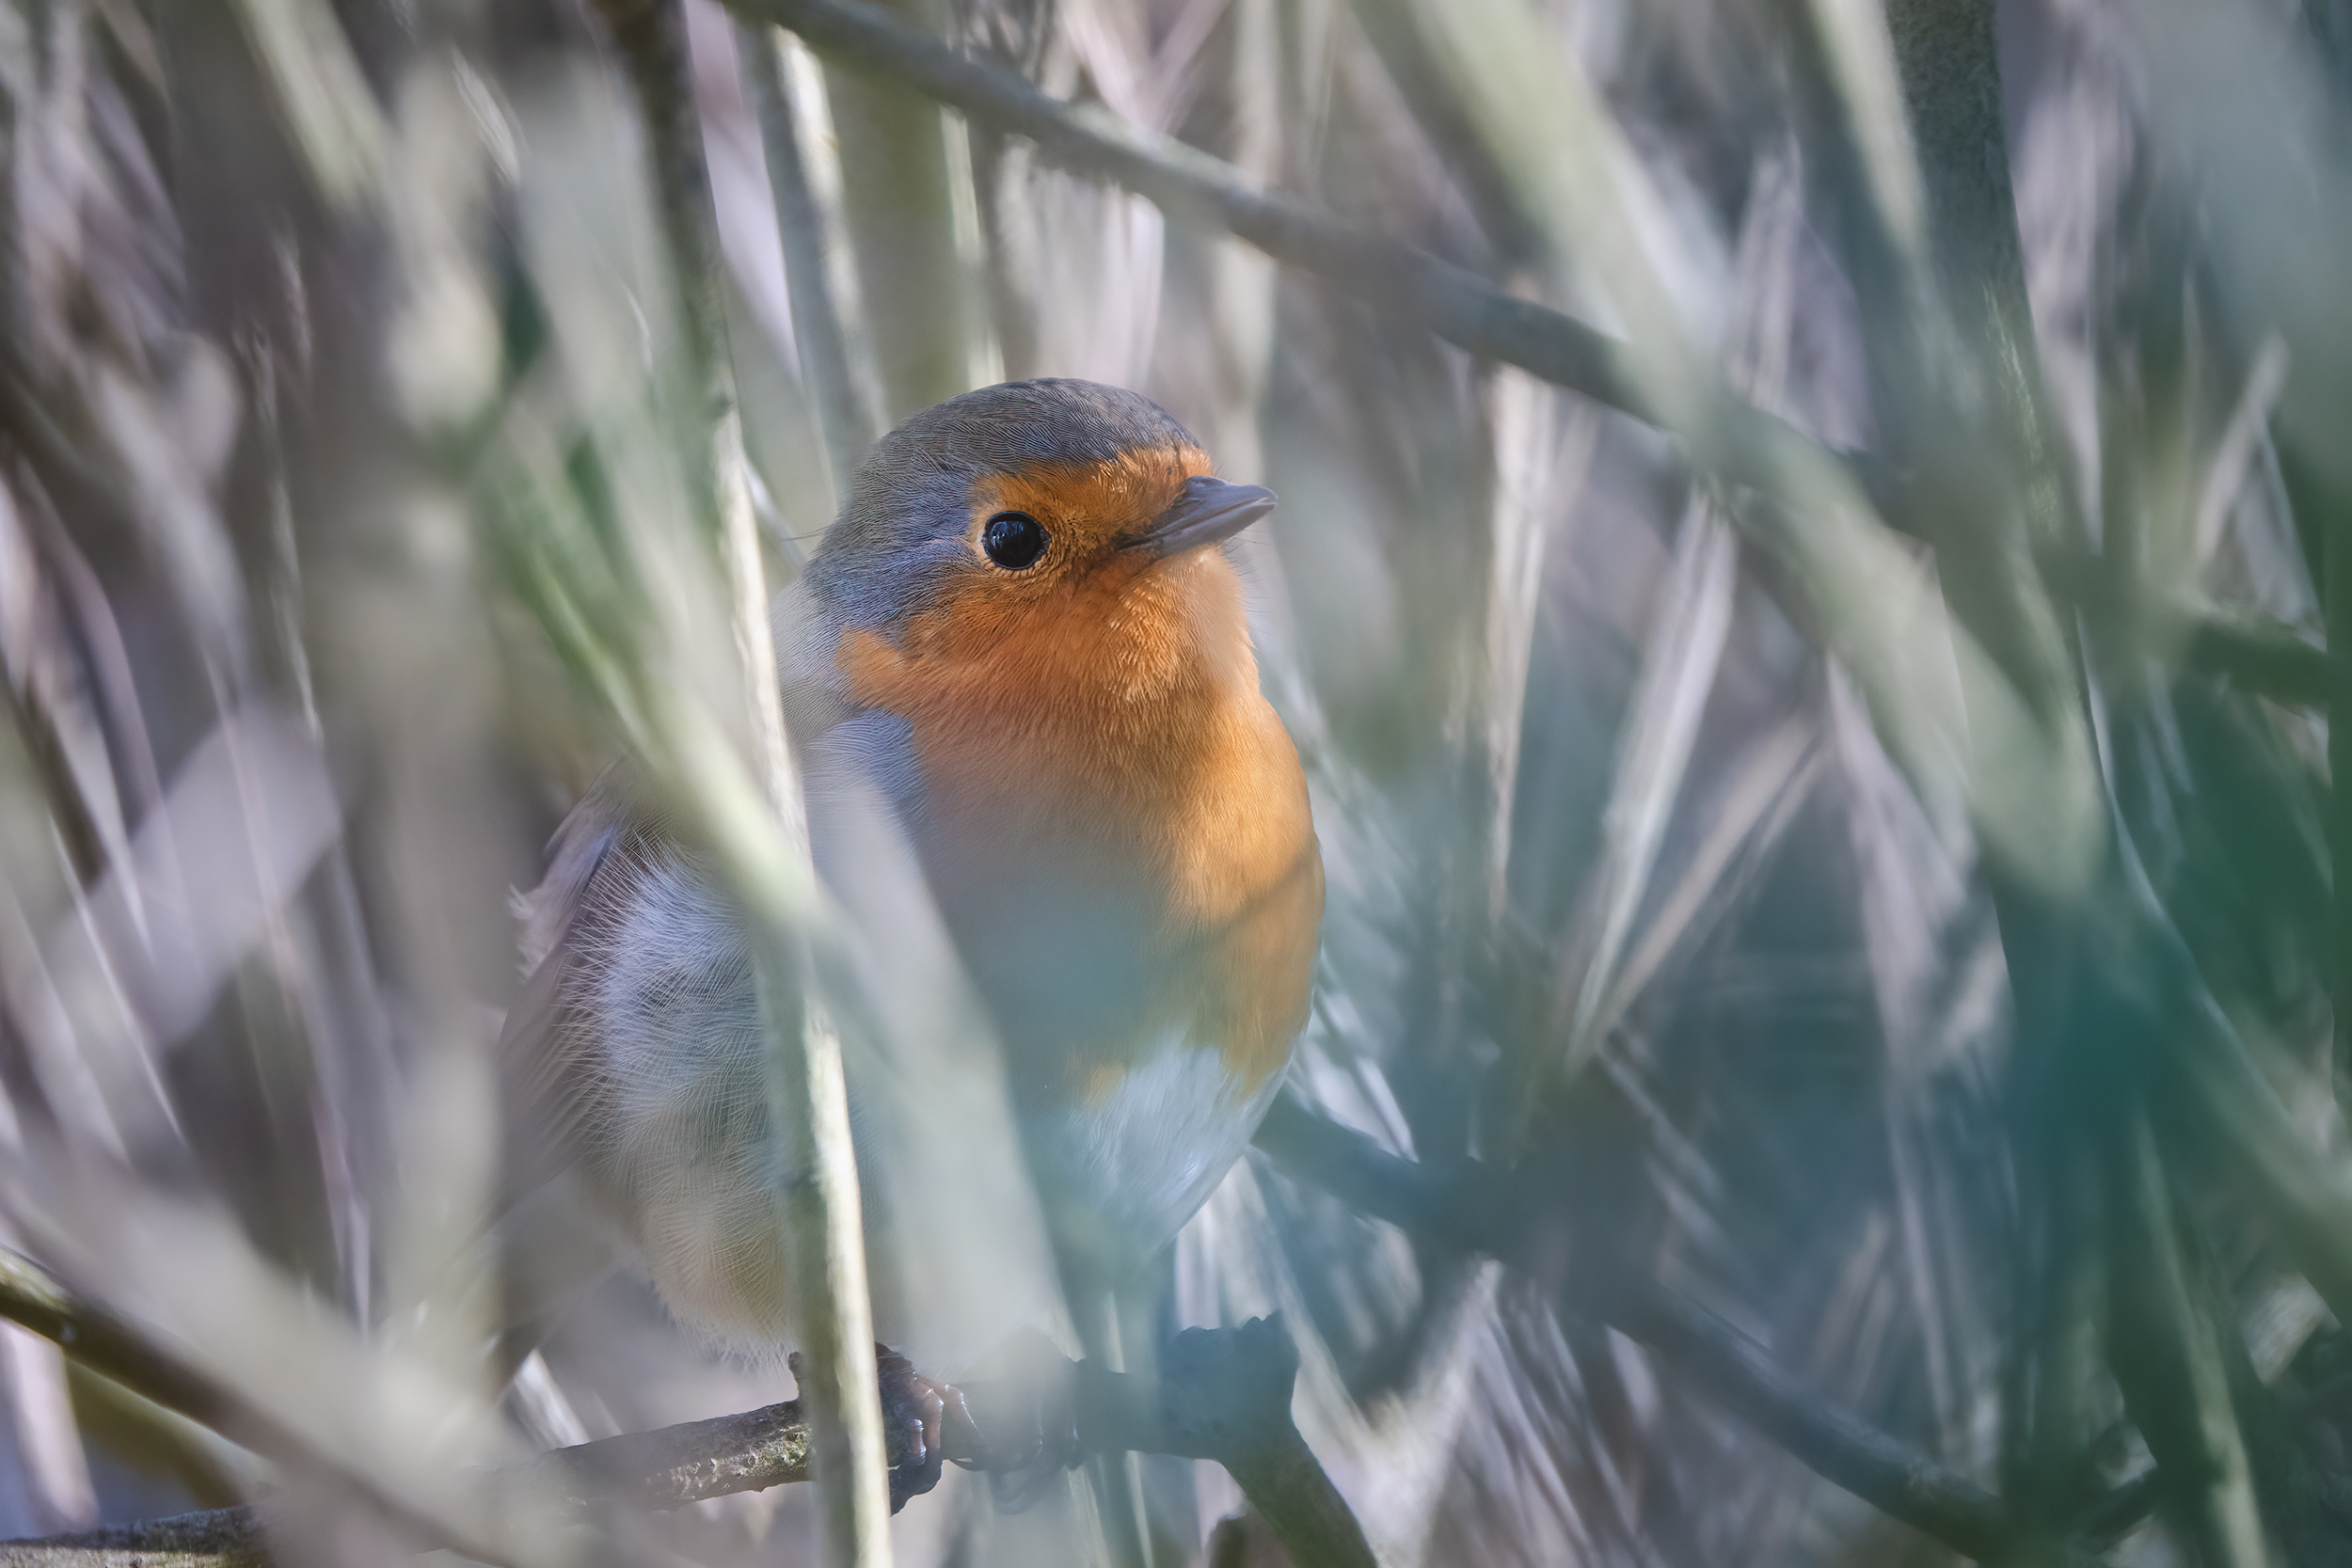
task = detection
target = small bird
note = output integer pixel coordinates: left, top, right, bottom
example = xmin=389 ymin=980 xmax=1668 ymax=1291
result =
xmin=502 ymin=379 xmax=1323 ymax=1482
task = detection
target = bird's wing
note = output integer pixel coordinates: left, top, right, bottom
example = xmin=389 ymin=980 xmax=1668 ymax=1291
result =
xmin=502 ymin=570 xmax=847 ymax=1191
xmin=493 ymin=768 xmax=662 ymax=1364
xmin=495 ymin=583 xmax=1064 ymax=1368
xmin=498 ymin=767 xmax=640 ymax=1201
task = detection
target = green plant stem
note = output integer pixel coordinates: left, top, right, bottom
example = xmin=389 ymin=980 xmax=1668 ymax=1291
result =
xmin=588 ymin=0 xmax=798 ymax=825
xmin=2329 ymin=495 xmax=2352 ymax=1076
xmin=2151 ymin=991 xmax=2352 ymax=1324
xmin=586 ymin=5 xmax=890 ymax=1565
xmin=737 ymin=22 xmax=884 ymax=499
xmin=1250 ymin=1094 xmax=2013 ymax=1560
xmin=816 ymin=0 xmax=993 ymax=418
xmin=2104 ymin=1109 xmax=2269 ymax=1568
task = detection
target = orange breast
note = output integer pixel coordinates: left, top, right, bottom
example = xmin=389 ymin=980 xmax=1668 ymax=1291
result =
xmin=836 ymin=545 xmax=1320 ymax=1101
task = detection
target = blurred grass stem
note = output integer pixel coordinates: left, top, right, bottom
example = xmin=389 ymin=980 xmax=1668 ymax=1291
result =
xmin=589 ymin=1 xmax=891 ymax=1561
xmin=2106 ymin=1110 xmax=2270 ymax=1567
xmin=230 ymin=0 xmax=388 ymax=217
xmin=0 ymin=1250 xmax=275 ymax=1477
xmin=2328 ymin=491 xmax=2352 ymax=1074
xmin=817 ymin=0 xmax=995 ymax=417
xmin=738 ymin=24 xmax=886 ymax=500
xmin=0 ymin=1244 xmax=517 ymax=1565
xmin=1250 ymin=1093 xmax=2017 ymax=1560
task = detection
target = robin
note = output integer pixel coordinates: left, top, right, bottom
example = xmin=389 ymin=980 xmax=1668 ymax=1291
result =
xmin=502 ymin=378 xmax=1324 ymax=1497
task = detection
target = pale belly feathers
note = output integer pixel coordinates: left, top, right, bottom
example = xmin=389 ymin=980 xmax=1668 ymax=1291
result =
xmin=551 ymin=715 xmax=1284 ymax=1367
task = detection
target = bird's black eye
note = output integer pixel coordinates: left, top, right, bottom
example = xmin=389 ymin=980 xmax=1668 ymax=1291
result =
xmin=982 ymin=511 xmax=1049 ymax=570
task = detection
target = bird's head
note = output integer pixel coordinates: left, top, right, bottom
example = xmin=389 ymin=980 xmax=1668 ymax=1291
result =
xmin=803 ymin=380 xmax=1274 ymax=690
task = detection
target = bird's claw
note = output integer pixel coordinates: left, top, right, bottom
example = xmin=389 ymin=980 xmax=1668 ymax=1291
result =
xmin=781 ymin=1335 xmax=1087 ymax=1513
xmin=787 ymin=1344 xmax=962 ymax=1513
xmin=875 ymin=1343 xmax=949 ymax=1512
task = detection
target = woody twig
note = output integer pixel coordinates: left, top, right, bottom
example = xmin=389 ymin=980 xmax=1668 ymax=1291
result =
xmin=0 ymin=1247 xmax=1375 ymax=1568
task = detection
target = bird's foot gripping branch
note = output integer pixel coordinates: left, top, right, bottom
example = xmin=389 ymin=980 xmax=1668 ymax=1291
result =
xmin=540 ymin=1320 xmax=1378 ymax=1567
xmin=0 ymin=1257 xmax=1376 ymax=1568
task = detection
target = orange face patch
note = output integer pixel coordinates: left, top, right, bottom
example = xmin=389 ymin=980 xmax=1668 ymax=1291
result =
xmin=859 ymin=444 xmax=1223 ymax=672
xmin=974 ymin=445 xmax=1216 ymax=566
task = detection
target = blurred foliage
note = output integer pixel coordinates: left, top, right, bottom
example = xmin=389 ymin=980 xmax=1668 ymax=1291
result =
xmin=1 ymin=0 xmax=2351 ymax=1564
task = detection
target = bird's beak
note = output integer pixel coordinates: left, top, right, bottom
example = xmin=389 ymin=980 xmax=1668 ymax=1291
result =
xmin=1120 ymin=475 xmax=1277 ymax=562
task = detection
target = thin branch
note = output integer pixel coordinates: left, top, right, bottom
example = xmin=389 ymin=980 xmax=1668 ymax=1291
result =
xmin=1249 ymin=1092 xmax=2015 ymax=1561
xmin=514 ymin=1398 xmax=817 ymax=1510
xmin=524 ymin=1324 xmax=1378 ymax=1568
xmin=0 ymin=1250 xmax=272 ymax=1457
xmin=0 ymin=1252 xmax=517 ymax=1566
xmin=0 ymin=1273 xmax=1371 ymax=1568
xmin=1079 ymin=1317 xmax=1377 ymax=1568
xmin=1609 ymin=1288 xmax=2014 ymax=1560
xmin=0 ymin=1507 xmax=264 ymax=1567
xmin=0 ymin=1396 xmax=832 ymax=1565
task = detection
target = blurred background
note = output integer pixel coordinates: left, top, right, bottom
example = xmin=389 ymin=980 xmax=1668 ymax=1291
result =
xmin=2 ymin=0 xmax=2351 ymax=1562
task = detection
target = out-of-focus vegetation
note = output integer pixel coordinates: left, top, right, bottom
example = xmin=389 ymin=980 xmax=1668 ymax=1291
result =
xmin=2 ymin=0 xmax=2352 ymax=1563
